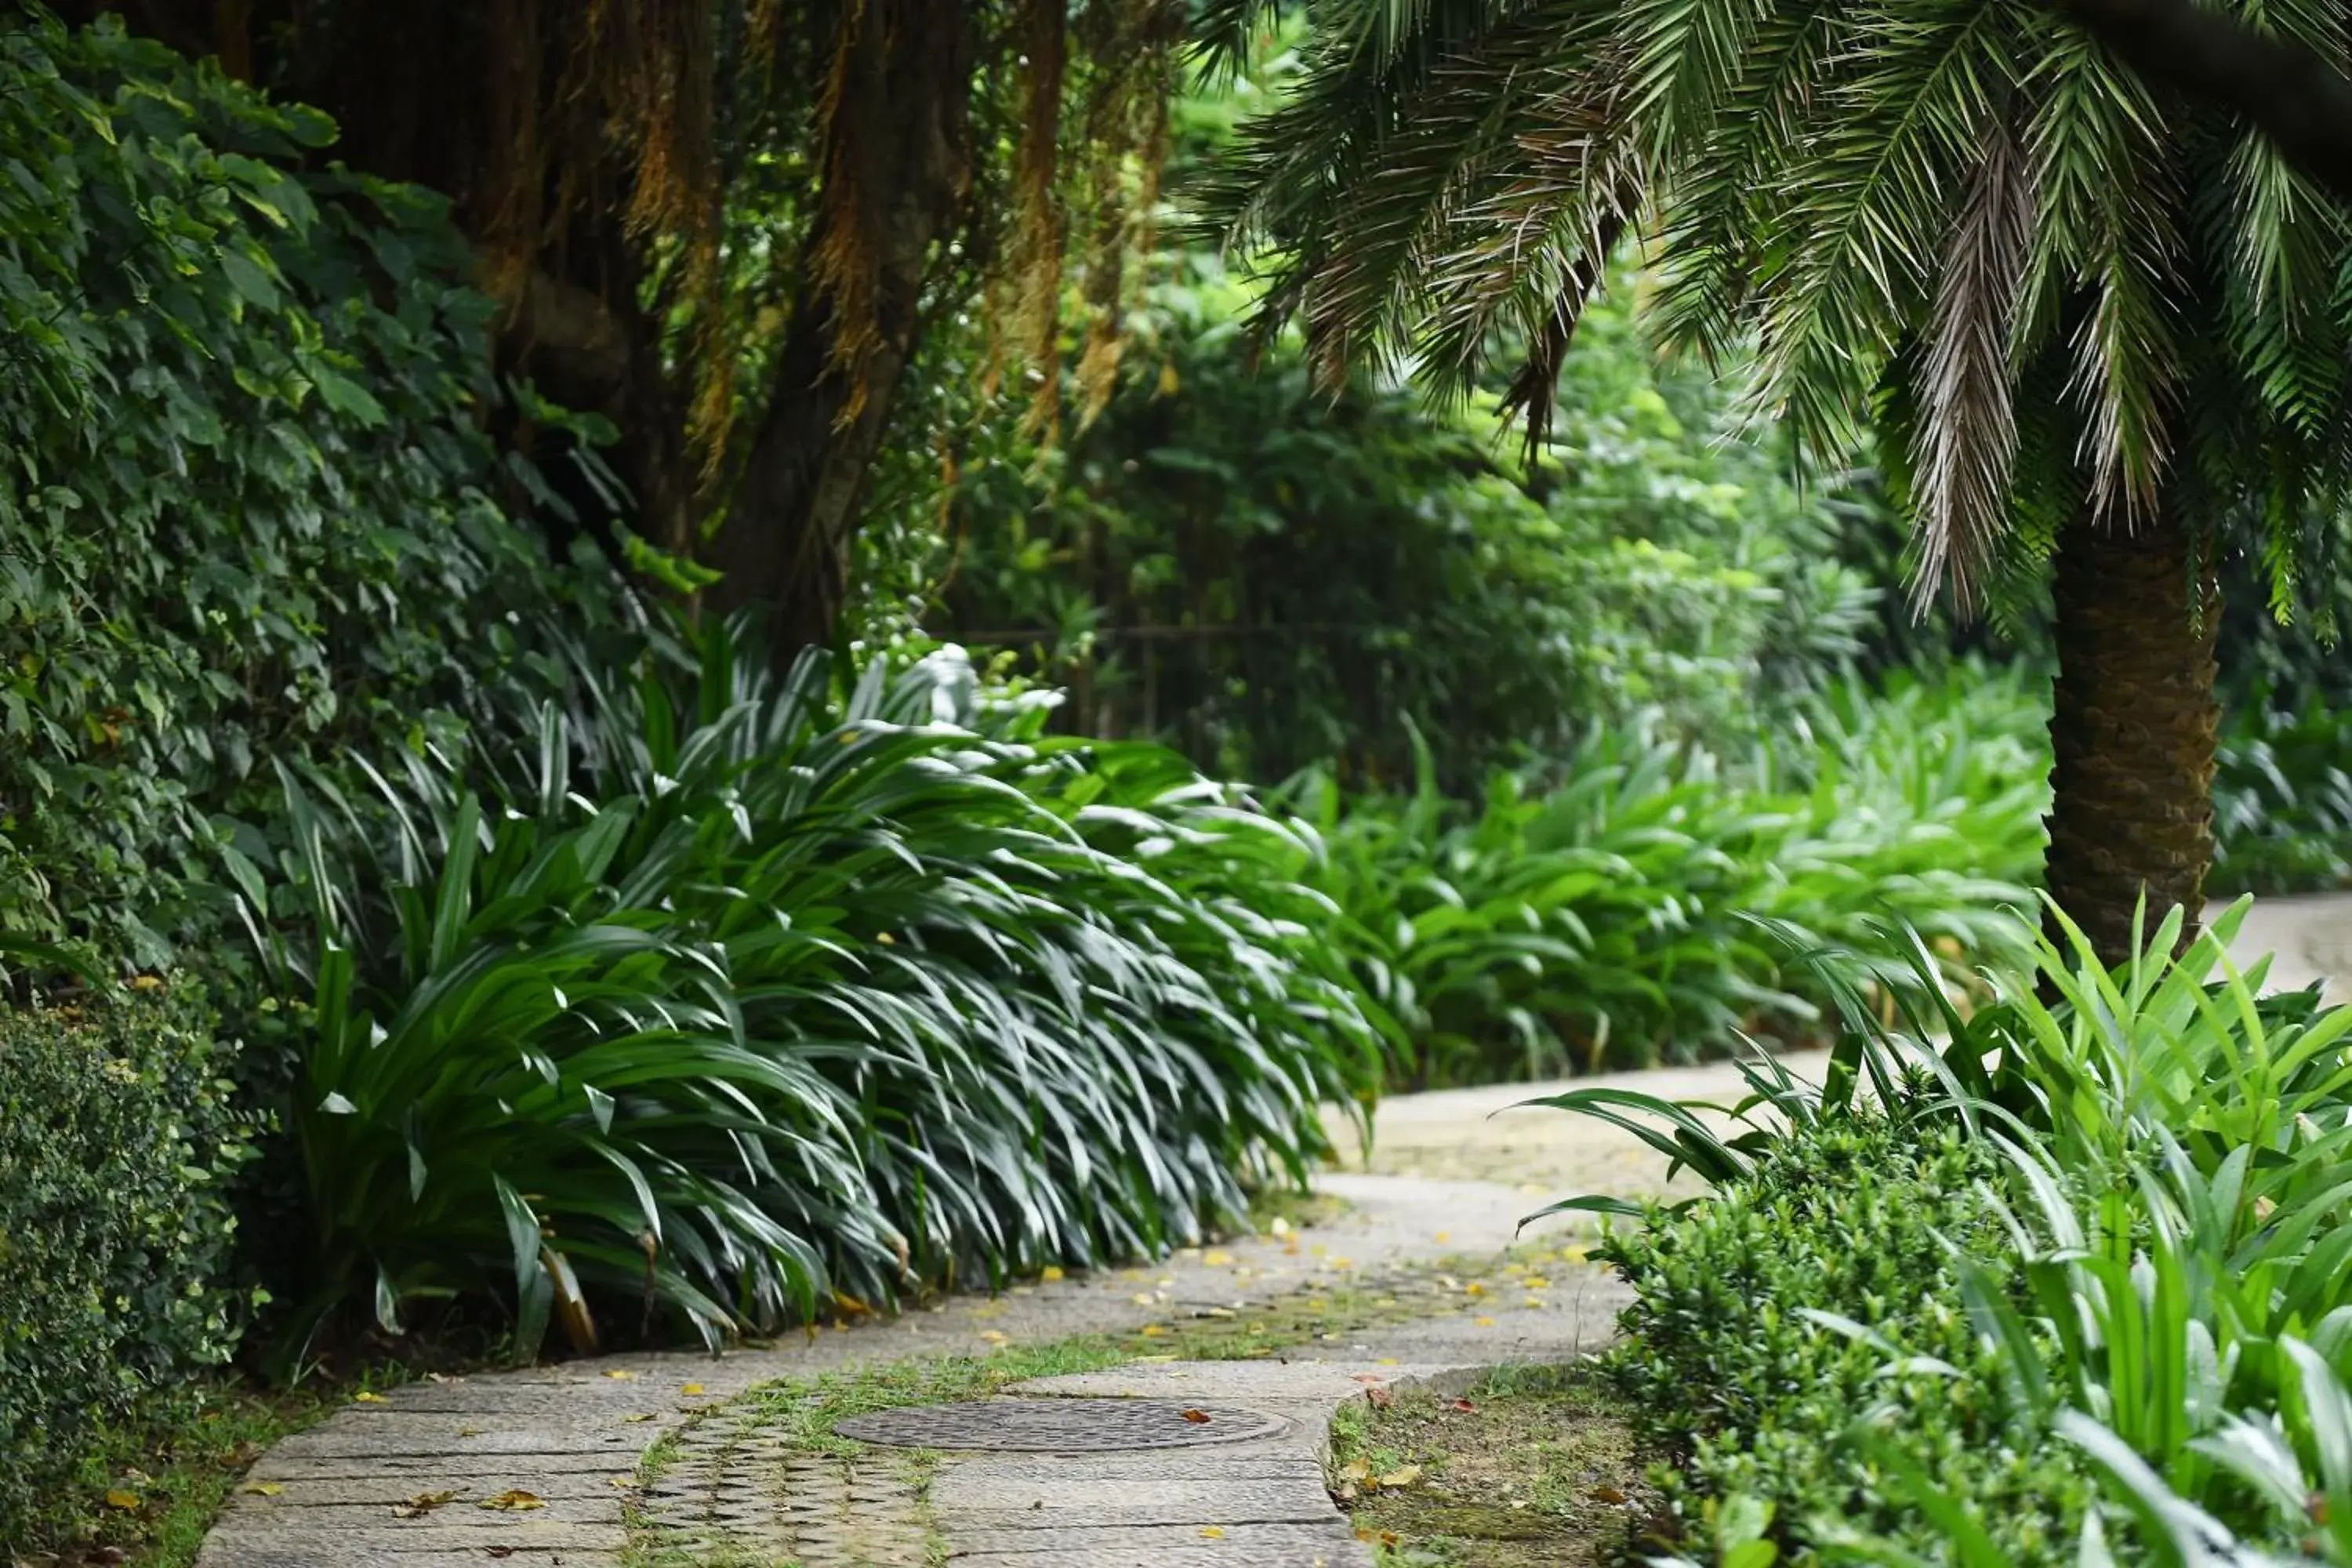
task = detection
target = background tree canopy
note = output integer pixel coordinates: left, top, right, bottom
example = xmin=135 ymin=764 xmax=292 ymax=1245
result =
xmin=1194 ymin=0 xmax=2352 ymax=961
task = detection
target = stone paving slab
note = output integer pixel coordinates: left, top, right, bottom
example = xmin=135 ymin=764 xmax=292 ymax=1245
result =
xmin=225 ymin=1472 xmax=638 ymax=1505
xmin=252 ymin=1450 xmax=661 ymax=1482
xmin=938 ymin=1476 xmax=1342 ymax=1529
xmin=194 ymin=1550 xmax=617 ymax=1567
xmin=211 ymin=1505 xmax=622 ymax=1536
xmin=947 ymin=1519 xmax=1367 ymax=1561
xmin=256 ymin=1421 xmax=665 ymax=1461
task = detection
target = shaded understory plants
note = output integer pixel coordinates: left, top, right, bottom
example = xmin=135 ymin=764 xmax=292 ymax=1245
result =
xmin=1294 ymin=665 xmax=2047 ymax=1087
xmin=0 ymin=13 xmax=613 ymax=967
xmin=2214 ymin=696 xmax=2352 ymax=895
xmin=237 ymin=616 xmax=1379 ymax=1364
xmin=1541 ymin=902 xmax=2352 ymax=1564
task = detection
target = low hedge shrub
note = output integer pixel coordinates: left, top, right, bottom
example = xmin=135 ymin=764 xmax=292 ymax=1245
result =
xmin=1601 ymin=1120 xmax=2114 ymax=1563
xmin=0 ymin=980 xmax=257 ymax=1552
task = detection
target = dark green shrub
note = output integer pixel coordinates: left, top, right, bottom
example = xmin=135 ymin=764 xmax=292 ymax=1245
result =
xmin=1601 ymin=1120 xmax=2113 ymax=1563
xmin=0 ymin=13 xmax=609 ymax=965
xmin=1550 ymin=909 xmax=2352 ymax=1564
xmin=0 ymin=980 xmax=256 ymax=1550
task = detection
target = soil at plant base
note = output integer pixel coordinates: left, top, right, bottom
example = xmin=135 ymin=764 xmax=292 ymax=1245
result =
xmin=1328 ymin=1363 xmax=1659 ymax=1566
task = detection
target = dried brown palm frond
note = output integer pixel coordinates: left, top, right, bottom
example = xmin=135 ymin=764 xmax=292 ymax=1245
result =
xmin=1910 ymin=100 xmax=2034 ymax=615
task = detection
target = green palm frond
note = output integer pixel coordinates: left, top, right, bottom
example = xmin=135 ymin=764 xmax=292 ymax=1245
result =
xmin=1206 ymin=0 xmax=2352 ymax=614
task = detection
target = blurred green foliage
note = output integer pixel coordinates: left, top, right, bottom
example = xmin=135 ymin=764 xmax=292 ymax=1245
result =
xmin=1294 ymin=666 xmax=2047 ymax=1085
xmin=927 ymin=262 xmax=1883 ymax=791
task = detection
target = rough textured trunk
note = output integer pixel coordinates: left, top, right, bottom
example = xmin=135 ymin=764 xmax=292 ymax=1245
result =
xmin=2043 ymin=505 xmax=2220 ymax=967
xmin=706 ymin=0 xmax=975 ymax=660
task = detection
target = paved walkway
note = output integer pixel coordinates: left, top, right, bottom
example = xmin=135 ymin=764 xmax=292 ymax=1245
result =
xmin=197 ymin=1175 xmax=1625 ymax=1566
xmin=196 ymin=893 xmax=2352 ymax=1566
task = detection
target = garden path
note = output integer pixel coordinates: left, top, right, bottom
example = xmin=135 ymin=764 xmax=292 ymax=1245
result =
xmin=195 ymin=893 xmax=2352 ymax=1567
xmin=195 ymin=1174 xmax=1625 ymax=1568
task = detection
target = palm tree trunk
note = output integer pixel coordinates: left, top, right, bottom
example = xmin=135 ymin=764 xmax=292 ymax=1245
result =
xmin=2043 ymin=505 xmax=2220 ymax=967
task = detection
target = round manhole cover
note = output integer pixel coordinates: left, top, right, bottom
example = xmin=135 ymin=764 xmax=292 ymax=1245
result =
xmin=833 ymin=1397 xmax=1286 ymax=1451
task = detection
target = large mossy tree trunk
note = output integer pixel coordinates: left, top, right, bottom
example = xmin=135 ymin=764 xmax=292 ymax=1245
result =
xmin=2043 ymin=506 xmax=2220 ymax=967
xmin=704 ymin=0 xmax=977 ymax=659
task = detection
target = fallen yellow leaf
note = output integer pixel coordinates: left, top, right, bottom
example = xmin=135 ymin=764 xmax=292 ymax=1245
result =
xmin=1377 ymin=1464 xmax=1422 ymax=1489
xmin=1131 ymin=1293 xmax=1156 ymax=1306
xmin=456 ymin=1425 xmax=485 ymax=1438
xmin=1341 ymin=1459 xmax=1372 ymax=1483
xmin=980 ymin=1330 xmax=1009 ymax=1345
xmin=104 ymin=1489 xmax=143 ymax=1511
xmin=1268 ymin=1216 xmax=1290 ymax=1236
xmin=610 ymin=1476 xmax=637 ymax=1490
xmin=1203 ymin=1250 xmax=1233 ymax=1266
xmin=1138 ymin=1323 xmax=1167 ymax=1338
xmin=681 ymin=1383 xmax=706 ymax=1396
xmin=1474 ymin=1316 xmax=1496 ymax=1327
xmin=1201 ymin=1526 xmax=1226 ymax=1539
xmin=479 ymin=1489 xmax=546 ymax=1512
xmin=1041 ymin=1265 xmax=1065 ymax=1282
xmin=601 ymin=1369 xmax=637 ymax=1381
xmin=354 ymin=1391 xmax=387 ymax=1403
xmin=238 ymin=1482 xmax=285 ymax=1497
xmin=624 ymin=1413 xmax=657 ymax=1423
xmin=391 ymin=1489 xmax=457 ymax=1519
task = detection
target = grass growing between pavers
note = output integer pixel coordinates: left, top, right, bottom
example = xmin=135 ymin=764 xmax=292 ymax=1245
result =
xmin=1327 ymin=1364 xmax=1656 ymax=1567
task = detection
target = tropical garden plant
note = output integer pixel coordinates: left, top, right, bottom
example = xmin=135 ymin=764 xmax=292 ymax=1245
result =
xmin=0 ymin=11 xmax=615 ymax=970
xmin=1535 ymin=901 xmax=2352 ymax=1563
xmin=1292 ymin=665 xmax=2046 ymax=1084
xmin=1198 ymin=0 xmax=2352 ymax=964
xmin=234 ymin=615 xmax=1379 ymax=1363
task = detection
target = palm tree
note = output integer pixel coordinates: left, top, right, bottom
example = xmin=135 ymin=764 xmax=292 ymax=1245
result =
xmin=1197 ymin=0 xmax=2352 ymax=964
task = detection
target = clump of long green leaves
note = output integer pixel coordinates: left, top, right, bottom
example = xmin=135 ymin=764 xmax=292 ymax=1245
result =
xmin=1536 ymin=901 xmax=2352 ymax=1565
xmin=2215 ymin=695 xmax=2352 ymax=895
xmin=1290 ymin=665 xmax=2043 ymax=1087
xmin=234 ymin=616 xmax=1378 ymax=1363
